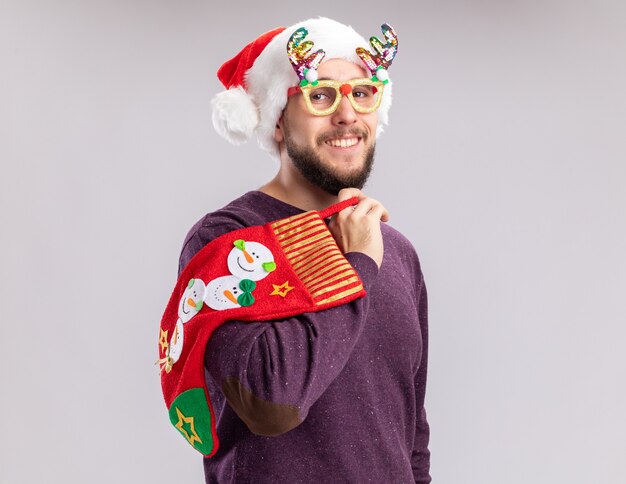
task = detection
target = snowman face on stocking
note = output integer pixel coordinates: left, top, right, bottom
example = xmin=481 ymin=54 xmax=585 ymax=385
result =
xmin=178 ymin=278 xmax=206 ymax=323
xmin=227 ymin=240 xmax=276 ymax=281
xmin=205 ymin=275 xmax=256 ymax=311
xmin=168 ymin=319 xmax=185 ymax=364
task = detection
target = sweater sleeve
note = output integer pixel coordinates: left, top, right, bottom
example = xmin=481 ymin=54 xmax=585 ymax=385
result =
xmin=179 ymin=220 xmax=379 ymax=436
xmin=412 ymin=274 xmax=432 ymax=483
xmin=204 ymin=252 xmax=378 ymax=436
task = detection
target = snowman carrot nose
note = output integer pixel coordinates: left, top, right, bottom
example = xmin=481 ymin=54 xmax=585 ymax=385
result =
xmin=186 ymin=297 xmax=196 ymax=307
xmin=233 ymin=240 xmax=254 ymax=263
xmin=224 ymin=290 xmax=238 ymax=305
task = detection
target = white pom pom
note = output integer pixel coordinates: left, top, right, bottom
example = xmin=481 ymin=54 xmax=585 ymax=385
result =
xmin=376 ymin=68 xmax=389 ymax=82
xmin=305 ymin=69 xmax=318 ymax=83
xmin=211 ymin=87 xmax=259 ymax=145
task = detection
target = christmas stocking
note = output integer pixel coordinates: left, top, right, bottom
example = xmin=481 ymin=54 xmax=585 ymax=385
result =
xmin=158 ymin=197 xmax=366 ymax=456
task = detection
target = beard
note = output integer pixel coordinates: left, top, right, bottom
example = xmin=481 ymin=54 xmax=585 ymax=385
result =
xmin=284 ymin=127 xmax=375 ymax=196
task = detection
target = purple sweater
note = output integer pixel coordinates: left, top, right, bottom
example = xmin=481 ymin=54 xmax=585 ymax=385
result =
xmin=178 ymin=191 xmax=430 ymax=483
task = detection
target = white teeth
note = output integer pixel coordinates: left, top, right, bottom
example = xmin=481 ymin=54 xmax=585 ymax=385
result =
xmin=327 ymin=138 xmax=358 ymax=148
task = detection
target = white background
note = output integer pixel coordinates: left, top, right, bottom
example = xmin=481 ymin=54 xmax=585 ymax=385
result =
xmin=1 ymin=1 xmax=625 ymax=482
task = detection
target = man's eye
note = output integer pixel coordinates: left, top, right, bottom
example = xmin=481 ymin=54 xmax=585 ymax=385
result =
xmin=309 ymin=87 xmax=335 ymax=104
xmin=353 ymin=89 xmax=371 ymax=98
xmin=311 ymin=92 xmax=328 ymax=101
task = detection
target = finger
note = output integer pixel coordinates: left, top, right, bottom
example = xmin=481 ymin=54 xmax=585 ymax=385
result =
xmin=352 ymin=197 xmax=377 ymax=217
xmin=363 ymin=199 xmax=389 ymax=221
xmin=352 ymin=197 xmax=387 ymax=219
xmin=335 ymin=189 xmax=363 ymax=219
xmin=379 ymin=205 xmax=390 ymax=222
xmin=367 ymin=204 xmax=388 ymax=222
xmin=337 ymin=187 xmax=363 ymax=202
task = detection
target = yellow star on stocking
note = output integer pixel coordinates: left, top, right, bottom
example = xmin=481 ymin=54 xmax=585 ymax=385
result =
xmin=270 ymin=281 xmax=294 ymax=298
xmin=174 ymin=407 xmax=203 ymax=447
xmin=159 ymin=329 xmax=169 ymax=353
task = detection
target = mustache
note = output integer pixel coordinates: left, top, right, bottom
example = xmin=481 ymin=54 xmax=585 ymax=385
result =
xmin=316 ymin=128 xmax=369 ymax=145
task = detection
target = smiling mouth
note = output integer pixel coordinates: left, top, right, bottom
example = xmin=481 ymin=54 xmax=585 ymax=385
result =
xmin=325 ymin=137 xmax=360 ymax=148
xmin=237 ymin=257 xmax=254 ymax=272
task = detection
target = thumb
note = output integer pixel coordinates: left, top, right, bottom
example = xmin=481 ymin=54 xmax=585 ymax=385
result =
xmin=337 ymin=187 xmax=363 ymax=202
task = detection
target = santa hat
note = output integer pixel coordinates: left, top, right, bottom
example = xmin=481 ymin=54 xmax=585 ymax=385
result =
xmin=211 ymin=18 xmax=395 ymax=158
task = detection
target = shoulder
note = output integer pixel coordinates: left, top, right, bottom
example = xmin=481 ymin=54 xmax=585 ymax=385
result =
xmin=178 ymin=192 xmax=271 ymax=275
xmin=382 ymin=223 xmax=422 ymax=268
xmin=381 ymin=222 xmax=425 ymax=290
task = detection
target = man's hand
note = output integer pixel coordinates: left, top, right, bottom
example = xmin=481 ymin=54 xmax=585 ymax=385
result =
xmin=327 ymin=188 xmax=389 ymax=269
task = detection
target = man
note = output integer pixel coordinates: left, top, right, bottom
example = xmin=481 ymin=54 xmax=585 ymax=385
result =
xmin=178 ymin=17 xmax=431 ymax=483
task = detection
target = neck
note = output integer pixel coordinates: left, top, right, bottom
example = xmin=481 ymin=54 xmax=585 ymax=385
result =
xmin=259 ymin=154 xmax=337 ymax=212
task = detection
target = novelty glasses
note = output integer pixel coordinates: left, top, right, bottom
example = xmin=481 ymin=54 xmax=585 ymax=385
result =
xmin=287 ymin=78 xmax=385 ymax=116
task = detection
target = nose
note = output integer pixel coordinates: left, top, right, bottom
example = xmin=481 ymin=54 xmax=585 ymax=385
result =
xmin=331 ymin=95 xmax=358 ymax=126
xmin=224 ymin=290 xmax=238 ymax=305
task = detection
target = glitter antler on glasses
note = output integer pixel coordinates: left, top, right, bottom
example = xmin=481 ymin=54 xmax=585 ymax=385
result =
xmin=356 ymin=23 xmax=398 ymax=84
xmin=287 ymin=27 xmax=326 ymax=87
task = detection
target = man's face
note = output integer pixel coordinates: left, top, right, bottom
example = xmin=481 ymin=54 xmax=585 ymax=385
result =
xmin=277 ymin=59 xmax=378 ymax=195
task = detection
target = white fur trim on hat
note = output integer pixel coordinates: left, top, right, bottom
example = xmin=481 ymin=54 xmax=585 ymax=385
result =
xmin=213 ymin=18 xmax=393 ymax=158
xmin=211 ymin=86 xmax=259 ymax=145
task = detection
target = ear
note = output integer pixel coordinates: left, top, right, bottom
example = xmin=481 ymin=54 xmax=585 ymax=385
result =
xmin=273 ymin=114 xmax=285 ymax=143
